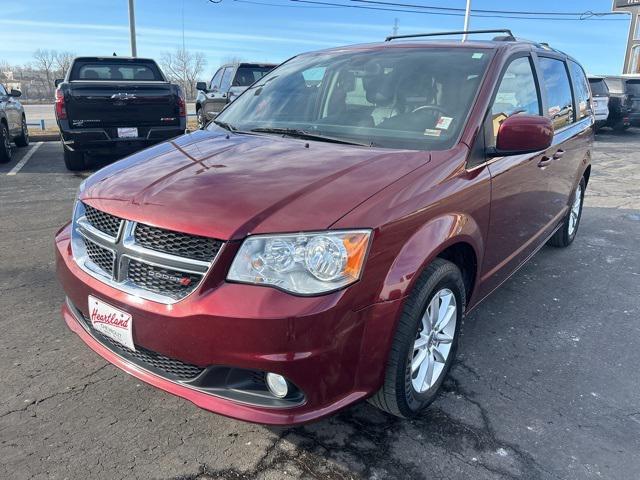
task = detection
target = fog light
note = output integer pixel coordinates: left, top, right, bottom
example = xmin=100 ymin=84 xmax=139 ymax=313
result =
xmin=266 ymin=373 xmax=288 ymax=398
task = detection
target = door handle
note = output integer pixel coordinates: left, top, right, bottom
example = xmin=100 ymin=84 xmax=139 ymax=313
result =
xmin=538 ymin=156 xmax=552 ymax=168
xmin=553 ymin=149 xmax=565 ymax=160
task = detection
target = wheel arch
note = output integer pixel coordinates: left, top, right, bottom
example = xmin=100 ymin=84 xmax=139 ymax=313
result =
xmin=381 ymin=213 xmax=484 ymax=307
xmin=582 ymin=163 xmax=591 ymax=187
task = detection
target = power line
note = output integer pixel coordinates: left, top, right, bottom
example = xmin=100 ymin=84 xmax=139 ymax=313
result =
xmin=288 ymin=0 xmax=627 ymax=20
xmin=351 ymin=0 xmax=623 ymax=17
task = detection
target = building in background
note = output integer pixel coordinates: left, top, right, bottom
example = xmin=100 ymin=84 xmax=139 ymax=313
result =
xmin=614 ymin=0 xmax=640 ymax=73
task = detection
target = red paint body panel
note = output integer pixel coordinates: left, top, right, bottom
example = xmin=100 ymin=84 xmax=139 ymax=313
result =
xmin=56 ymin=40 xmax=593 ymax=424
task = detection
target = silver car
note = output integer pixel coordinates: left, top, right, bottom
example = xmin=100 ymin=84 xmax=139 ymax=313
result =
xmin=588 ymin=76 xmax=610 ymax=132
xmin=195 ymin=63 xmax=276 ymax=128
xmin=0 ymin=84 xmax=29 ymax=163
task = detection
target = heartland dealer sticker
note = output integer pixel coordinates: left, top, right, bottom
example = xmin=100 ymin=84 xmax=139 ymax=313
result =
xmin=88 ymin=295 xmax=135 ymax=351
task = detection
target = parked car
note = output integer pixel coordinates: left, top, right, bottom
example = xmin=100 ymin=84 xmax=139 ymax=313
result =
xmin=56 ymin=30 xmax=592 ymax=425
xmin=55 ymin=56 xmax=187 ymax=171
xmin=603 ymin=75 xmax=639 ymax=131
xmin=0 ymin=84 xmax=29 ymax=163
xmin=195 ymin=62 xmax=276 ymax=127
xmin=588 ymin=76 xmax=610 ymax=131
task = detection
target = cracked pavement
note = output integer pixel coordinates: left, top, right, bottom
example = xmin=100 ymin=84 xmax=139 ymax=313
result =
xmin=1 ymin=128 xmax=639 ymax=479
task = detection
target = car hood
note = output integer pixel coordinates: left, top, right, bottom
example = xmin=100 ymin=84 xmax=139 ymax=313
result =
xmin=81 ymin=129 xmax=430 ymax=240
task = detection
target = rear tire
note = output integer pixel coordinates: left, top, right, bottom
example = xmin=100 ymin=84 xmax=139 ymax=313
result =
xmin=63 ymin=146 xmax=86 ymax=171
xmin=369 ymin=258 xmax=465 ymax=418
xmin=14 ymin=116 xmax=29 ymax=147
xmin=0 ymin=123 xmax=12 ymax=163
xmin=548 ymin=177 xmax=585 ymax=248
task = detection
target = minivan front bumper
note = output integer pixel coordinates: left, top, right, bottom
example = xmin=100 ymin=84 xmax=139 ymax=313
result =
xmin=55 ymin=223 xmax=402 ymax=425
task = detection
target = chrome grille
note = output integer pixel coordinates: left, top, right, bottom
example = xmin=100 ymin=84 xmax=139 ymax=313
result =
xmin=127 ymin=260 xmax=201 ymax=300
xmin=71 ymin=202 xmax=223 ymax=304
xmin=84 ymin=203 xmax=122 ymax=237
xmin=85 ymin=241 xmax=115 ymax=274
xmin=134 ymin=224 xmax=222 ymax=262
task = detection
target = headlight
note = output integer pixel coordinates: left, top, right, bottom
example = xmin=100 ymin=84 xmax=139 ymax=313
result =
xmin=227 ymin=230 xmax=371 ymax=295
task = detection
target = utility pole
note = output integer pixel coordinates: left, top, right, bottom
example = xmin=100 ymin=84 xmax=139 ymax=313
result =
xmin=392 ymin=18 xmax=399 ymax=37
xmin=128 ymin=0 xmax=137 ymax=57
xmin=462 ymin=0 xmax=471 ymax=41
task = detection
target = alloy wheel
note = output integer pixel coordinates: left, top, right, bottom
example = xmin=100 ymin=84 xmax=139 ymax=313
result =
xmin=411 ymin=288 xmax=457 ymax=393
xmin=568 ymin=183 xmax=582 ymax=237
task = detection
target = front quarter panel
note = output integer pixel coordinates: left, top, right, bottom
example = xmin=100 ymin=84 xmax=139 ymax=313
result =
xmin=333 ymin=145 xmax=491 ymax=308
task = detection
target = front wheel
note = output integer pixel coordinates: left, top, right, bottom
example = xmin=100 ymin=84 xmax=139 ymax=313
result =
xmin=0 ymin=123 xmax=12 ymax=163
xmin=14 ymin=116 xmax=29 ymax=147
xmin=197 ymin=108 xmax=206 ymax=129
xmin=548 ymin=177 xmax=585 ymax=248
xmin=369 ymin=258 xmax=465 ymax=418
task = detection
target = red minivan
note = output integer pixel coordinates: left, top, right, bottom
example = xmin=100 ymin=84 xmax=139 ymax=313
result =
xmin=55 ymin=30 xmax=593 ymax=425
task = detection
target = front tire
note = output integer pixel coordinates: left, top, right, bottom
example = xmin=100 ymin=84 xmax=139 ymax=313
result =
xmin=0 ymin=122 xmax=12 ymax=163
xmin=63 ymin=145 xmax=86 ymax=171
xmin=548 ymin=177 xmax=585 ymax=248
xmin=14 ymin=116 xmax=29 ymax=147
xmin=369 ymin=258 xmax=465 ymax=418
xmin=197 ymin=107 xmax=206 ymax=129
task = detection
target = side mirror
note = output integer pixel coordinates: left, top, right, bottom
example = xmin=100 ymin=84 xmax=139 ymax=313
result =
xmin=489 ymin=114 xmax=553 ymax=156
xmin=196 ymin=81 xmax=208 ymax=92
xmin=9 ymin=89 xmax=21 ymax=98
xmin=55 ymin=79 xmax=63 ymax=87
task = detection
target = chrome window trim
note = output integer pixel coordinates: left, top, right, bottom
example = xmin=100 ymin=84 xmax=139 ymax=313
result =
xmin=71 ymin=202 xmax=223 ymax=304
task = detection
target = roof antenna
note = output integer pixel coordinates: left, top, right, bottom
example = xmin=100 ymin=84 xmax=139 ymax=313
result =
xmin=113 ymin=52 xmax=117 ymax=56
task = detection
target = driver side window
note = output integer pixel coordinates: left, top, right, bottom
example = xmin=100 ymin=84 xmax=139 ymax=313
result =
xmin=209 ymin=69 xmax=223 ymax=91
xmin=490 ymin=57 xmax=540 ymax=145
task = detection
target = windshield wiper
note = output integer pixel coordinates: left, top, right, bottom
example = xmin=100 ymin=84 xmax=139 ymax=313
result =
xmin=249 ymin=127 xmax=371 ymax=147
xmin=213 ymin=119 xmax=237 ymax=132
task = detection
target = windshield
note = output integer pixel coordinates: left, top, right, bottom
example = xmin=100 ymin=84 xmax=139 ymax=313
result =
xmin=588 ymin=78 xmax=608 ymax=97
xmin=233 ymin=66 xmax=274 ymax=87
xmin=213 ymin=47 xmax=493 ymax=150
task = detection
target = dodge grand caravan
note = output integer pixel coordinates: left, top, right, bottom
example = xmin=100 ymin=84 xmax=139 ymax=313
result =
xmin=56 ymin=31 xmax=592 ymax=425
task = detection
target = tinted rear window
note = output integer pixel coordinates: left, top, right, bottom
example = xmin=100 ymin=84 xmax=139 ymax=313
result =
xmin=588 ymin=79 xmax=608 ymax=96
xmin=626 ymin=80 xmax=640 ymax=96
xmin=605 ymin=78 xmax=624 ymax=94
xmin=71 ymin=61 xmax=163 ymax=81
xmin=233 ymin=66 xmax=274 ymax=87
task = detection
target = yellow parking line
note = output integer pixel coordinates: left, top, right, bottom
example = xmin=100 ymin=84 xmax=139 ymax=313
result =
xmin=6 ymin=142 xmax=43 ymax=176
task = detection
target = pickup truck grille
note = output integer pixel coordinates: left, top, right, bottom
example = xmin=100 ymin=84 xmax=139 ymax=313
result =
xmin=71 ymin=202 xmax=223 ymax=303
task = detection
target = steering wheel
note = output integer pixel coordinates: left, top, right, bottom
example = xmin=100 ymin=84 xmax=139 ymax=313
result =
xmin=411 ymin=105 xmax=450 ymax=116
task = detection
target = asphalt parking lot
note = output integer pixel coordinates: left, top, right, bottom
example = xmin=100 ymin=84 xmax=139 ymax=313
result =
xmin=1 ymin=130 xmax=639 ymax=480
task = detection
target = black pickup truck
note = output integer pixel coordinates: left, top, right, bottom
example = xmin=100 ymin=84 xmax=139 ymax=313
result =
xmin=55 ymin=57 xmax=186 ymax=170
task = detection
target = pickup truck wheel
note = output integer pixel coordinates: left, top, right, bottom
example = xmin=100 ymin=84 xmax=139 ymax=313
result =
xmin=63 ymin=146 xmax=86 ymax=171
xmin=197 ymin=108 xmax=206 ymax=129
xmin=0 ymin=123 xmax=12 ymax=163
xmin=14 ymin=116 xmax=29 ymax=147
xmin=369 ymin=258 xmax=465 ymax=418
xmin=548 ymin=177 xmax=585 ymax=248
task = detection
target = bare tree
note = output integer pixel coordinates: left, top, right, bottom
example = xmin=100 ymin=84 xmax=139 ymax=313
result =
xmin=32 ymin=49 xmax=57 ymax=98
xmin=0 ymin=60 xmax=10 ymax=82
xmin=159 ymin=49 xmax=207 ymax=100
xmin=55 ymin=51 xmax=75 ymax=80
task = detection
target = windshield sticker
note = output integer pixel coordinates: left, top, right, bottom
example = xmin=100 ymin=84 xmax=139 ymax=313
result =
xmin=436 ymin=116 xmax=453 ymax=130
xmin=424 ymin=129 xmax=442 ymax=137
xmin=472 ymin=52 xmax=484 ymax=59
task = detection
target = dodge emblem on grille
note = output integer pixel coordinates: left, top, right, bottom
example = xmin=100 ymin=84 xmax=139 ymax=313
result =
xmin=148 ymin=270 xmax=191 ymax=286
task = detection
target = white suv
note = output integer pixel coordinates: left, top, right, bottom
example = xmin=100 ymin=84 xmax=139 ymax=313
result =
xmin=588 ymin=76 xmax=610 ymax=132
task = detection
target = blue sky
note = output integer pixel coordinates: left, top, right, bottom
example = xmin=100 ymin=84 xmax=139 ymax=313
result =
xmin=0 ymin=0 xmax=632 ymax=77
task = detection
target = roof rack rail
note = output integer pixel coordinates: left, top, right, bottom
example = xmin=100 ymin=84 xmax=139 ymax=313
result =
xmin=385 ymin=29 xmax=515 ymax=42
